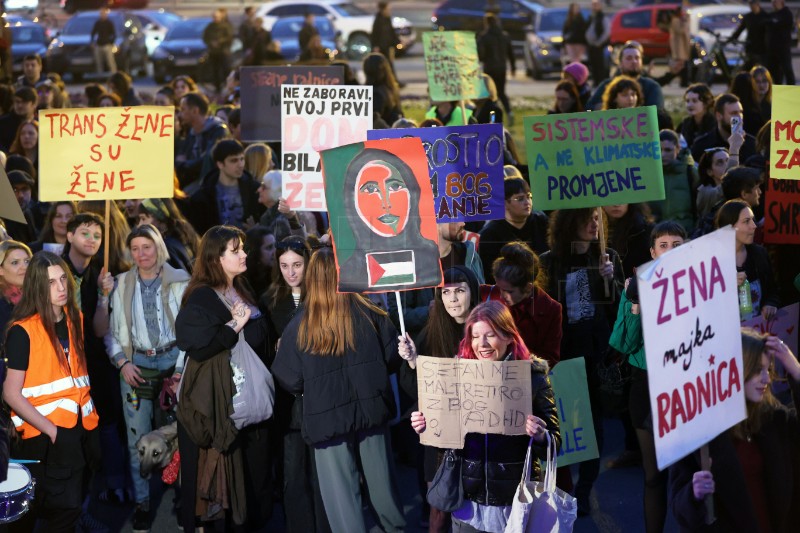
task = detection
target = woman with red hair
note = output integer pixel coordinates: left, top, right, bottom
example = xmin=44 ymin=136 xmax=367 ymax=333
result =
xmin=407 ymin=301 xmax=560 ymax=533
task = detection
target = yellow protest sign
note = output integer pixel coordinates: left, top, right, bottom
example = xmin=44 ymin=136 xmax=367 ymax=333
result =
xmin=39 ymin=106 xmax=175 ymax=201
xmin=771 ymin=85 xmax=800 ymax=180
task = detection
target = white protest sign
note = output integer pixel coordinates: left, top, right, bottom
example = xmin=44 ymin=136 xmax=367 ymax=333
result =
xmin=638 ymin=226 xmax=746 ymax=470
xmin=281 ymin=84 xmax=372 ymax=211
xmin=416 ymin=355 xmax=532 ymax=449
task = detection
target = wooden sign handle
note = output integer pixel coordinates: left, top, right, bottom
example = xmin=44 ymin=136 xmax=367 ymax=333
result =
xmin=597 ymin=207 xmax=610 ymax=297
xmin=700 ymin=444 xmax=715 ymax=525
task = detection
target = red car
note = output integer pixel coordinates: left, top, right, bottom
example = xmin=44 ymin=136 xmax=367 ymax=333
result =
xmin=609 ymin=4 xmax=680 ymax=61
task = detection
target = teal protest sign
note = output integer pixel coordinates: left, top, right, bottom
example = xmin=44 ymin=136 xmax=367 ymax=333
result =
xmin=549 ymin=358 xmax=599 ymax=467
xmin=422 ymin=31 xmax=488 ymax=103
xmin=523 ymin=106 xmax=665 ymax=210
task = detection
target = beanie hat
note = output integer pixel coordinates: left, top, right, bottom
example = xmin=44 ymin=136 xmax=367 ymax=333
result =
xmin=563 ymin=62 xmax=589 ymax=87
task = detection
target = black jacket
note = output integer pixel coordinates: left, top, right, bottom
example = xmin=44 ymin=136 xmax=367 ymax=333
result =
xmin=461 ymin=357 xmax=560 ymax=506
xmin=272 ymin=302 xmax=402 ymax=445
xmin=188 ymin=169 xmax=263 ymax=234
xmin=730 ymin=11 xmax=768 ymax=56
xmin=370 ymin=13 xmax=399 ymax=51
xmin=679 ymin=114 xmax=717 ymax=151
xmin=691 ymin=127 xmax=757 ymax=165
xmin=478 ymin=213 xmax=549 ymax=283
xmin=477 ymin=26 xmax=515 ymax=74
xmin=670 ymin=381 xmax=800 ymax=532
xmin=742 ymin=243 xmax=780 ymax=314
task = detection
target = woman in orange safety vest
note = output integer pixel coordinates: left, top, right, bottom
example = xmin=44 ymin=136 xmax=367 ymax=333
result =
xmin=3 ymin=251 xmax=100 ymax=531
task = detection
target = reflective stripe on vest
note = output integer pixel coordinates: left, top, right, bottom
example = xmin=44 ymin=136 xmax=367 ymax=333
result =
xmin=10 ymin=315 xmax=99 ymax=439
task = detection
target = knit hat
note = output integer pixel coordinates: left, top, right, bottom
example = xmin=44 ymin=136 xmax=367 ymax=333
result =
xmin=563 ymin=62 xmax=589 ymax=87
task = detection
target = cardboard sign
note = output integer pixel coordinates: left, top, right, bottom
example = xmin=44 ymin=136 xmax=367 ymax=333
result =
xmin=549 ymin=358 xmax=599 ymax=467
xmin=770 ymin=85 xmax=800 ymax=180
xmin=281 ymin=84 xmax=372 ymax=211
xmin=320 ymin=138 xmax=442 ymax=293
xmin=763 ymin=177 xmax=800 ymax=244
xmin=368 ymin=124 xmax=505 ymax=223
xmin=38 ymin=107 xmax=174 ymax=201
xmin=416 ymin=356 xmax=533 ymax=449
xmin=0 ymin=166 xmax=27 ymax=224
xmin=638 ymin=226 xmax=746 ymax=470
xmin=422 ymin=31 xmax=488 ymax=103
xmin=523 ymin=106 xmax=665 ymax=210
xmin=240 ymin=65 xmax=344 ymax=142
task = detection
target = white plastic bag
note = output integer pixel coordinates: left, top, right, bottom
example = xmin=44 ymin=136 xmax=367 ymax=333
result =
xmin=505 ymin=433 xmax=577 ymax=533
xmin=229 ymin=329 xmax=275 ymax=429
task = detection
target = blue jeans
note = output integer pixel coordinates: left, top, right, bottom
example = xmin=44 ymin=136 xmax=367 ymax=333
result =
xmin=119 ymin=348 xmax=178 ymax=504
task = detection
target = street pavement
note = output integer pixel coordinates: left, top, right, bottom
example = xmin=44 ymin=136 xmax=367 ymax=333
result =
xmin=94 ymin=416 xmax=679 ymax=533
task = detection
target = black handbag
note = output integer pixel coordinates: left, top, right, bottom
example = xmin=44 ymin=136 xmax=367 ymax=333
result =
xmin=426 ymin=449 xmax=463 ymax=512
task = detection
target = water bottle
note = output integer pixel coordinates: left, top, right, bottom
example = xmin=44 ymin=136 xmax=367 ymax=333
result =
xmin=738 ymin=278 xmax=753 ymax=319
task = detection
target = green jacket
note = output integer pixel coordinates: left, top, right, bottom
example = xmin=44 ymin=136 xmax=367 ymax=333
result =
xmin=608 ymin=289 xmax=646 ymax=369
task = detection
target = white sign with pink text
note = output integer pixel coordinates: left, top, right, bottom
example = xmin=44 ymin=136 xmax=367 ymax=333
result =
xmin=281 ymin=84 xmax=372 ymax=211
xmin=638 ymin=226 xmax=746 ymax=470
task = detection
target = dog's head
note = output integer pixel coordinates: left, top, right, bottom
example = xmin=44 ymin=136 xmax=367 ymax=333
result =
xmin=136 ymin=424 xmax=178 ymax=478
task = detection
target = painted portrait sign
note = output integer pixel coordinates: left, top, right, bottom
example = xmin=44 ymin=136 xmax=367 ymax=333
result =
xmin=368 ymin=123 xmax=506 ymax=223
xmin=320 ymin=138 xmax=443 ymax=293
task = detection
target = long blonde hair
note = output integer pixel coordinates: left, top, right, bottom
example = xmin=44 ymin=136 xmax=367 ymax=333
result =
xmin=298 ymin=247 xmax=385 ymax=356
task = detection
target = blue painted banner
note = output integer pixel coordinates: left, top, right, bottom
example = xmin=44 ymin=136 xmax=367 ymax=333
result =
xmin=368 ymin=123 xmax=505 ymax=223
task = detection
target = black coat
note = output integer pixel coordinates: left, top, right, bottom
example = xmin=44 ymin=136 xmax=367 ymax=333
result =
xmin=478 ymin=213 xmax=549 ymax=284
xmin=477 ymin=26 xmax=515 ymax=74
xmin=188 ymin=169 xmax=264 ymax=235
xmin=670 ymin=382 xmax=800 ymax=532
xmin=461 ymin=357 xmax=560 ymax=506
xmin=370 ymin=13 xmax=399 ymax=51
xmin=272 ymin=302 xmax=402 ymax=445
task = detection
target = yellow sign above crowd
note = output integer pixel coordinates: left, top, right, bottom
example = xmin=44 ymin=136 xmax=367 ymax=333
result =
xmin=39 ymin=106 xmax=175 ymax=201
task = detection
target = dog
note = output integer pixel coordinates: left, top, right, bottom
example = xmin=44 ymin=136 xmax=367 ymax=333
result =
xmin=135 ymin=421 xmax=178 ymax=479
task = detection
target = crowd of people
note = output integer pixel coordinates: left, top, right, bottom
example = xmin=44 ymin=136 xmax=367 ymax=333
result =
xmin=0 ymin=2 xmax=800 ymax=533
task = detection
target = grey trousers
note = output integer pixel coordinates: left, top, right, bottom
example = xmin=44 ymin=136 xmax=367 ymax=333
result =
xmin=314 ymin=426 xmax=406 ymax=533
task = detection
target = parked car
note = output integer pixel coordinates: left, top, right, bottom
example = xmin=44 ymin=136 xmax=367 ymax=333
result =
xmin=523 ymin=6 xmax=610 ymax=80
xmin=60 ymin=0 xmax=149 ymax=14
xmin=255 ymin=0 xmax=415 ymax=59
xmin=432 ymin=0 xmax=544 ymax=48
xmin=132 ymin=9 xmax=183 ymax=57
xmin=271 ymin=16 xmax=341 ymax=62
xmin=46 ymin=10 xmax=148 ymax=80
xmin=610 ymin=4 xmax=748 ymax=64
xmin=150 ymin=16 xmax=243 ymax=84
xmin=7 ymin=15 xmax=51 ymax=74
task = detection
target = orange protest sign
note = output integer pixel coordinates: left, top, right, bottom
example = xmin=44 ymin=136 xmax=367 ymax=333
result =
xmin=38 ymin=106 xmax=175 ymax=201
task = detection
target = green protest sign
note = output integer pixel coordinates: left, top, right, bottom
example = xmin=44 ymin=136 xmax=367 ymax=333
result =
xmin=423 ymin=31 xmax=488 ymax=102
xmin=549 ymin=358 xmax=599 ymax=467
xmin=523 ymin=106 xmax=665 ymax=210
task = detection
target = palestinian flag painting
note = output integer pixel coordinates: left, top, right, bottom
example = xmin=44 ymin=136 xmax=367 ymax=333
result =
xmin=320 ymin=138 xmax=443 ymax=293
xmin=367 ymin=250 xmax=416 ymax=288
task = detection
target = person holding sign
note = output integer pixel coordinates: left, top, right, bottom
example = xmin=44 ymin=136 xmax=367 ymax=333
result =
xmin=670 ymin=329 xmax=800 ymax=532
xmin=3 ymin=251 xmax=100 ymax=531
xmin=408 ymin=301 xmax=560 ymax=533
xmin=272 ymin=247 xmax=408 ymax=533
xmin=609 ymin=221 xmax=686 ymax=533
xmin=540 ymin=208 xmax=624 ymax=516
xmin=714 ymin=200 xmax=778 ymax=321
xmin=413 ymin=265 xmax=481 ymax=532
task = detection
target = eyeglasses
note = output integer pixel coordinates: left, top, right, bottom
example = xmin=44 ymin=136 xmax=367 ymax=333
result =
xmin=508 ymin=194 xmax=532 ymax=203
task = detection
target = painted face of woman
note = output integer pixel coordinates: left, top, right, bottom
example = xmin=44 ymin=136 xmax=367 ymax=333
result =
xmin=355 ymin=161 xmax=410 ymax=237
